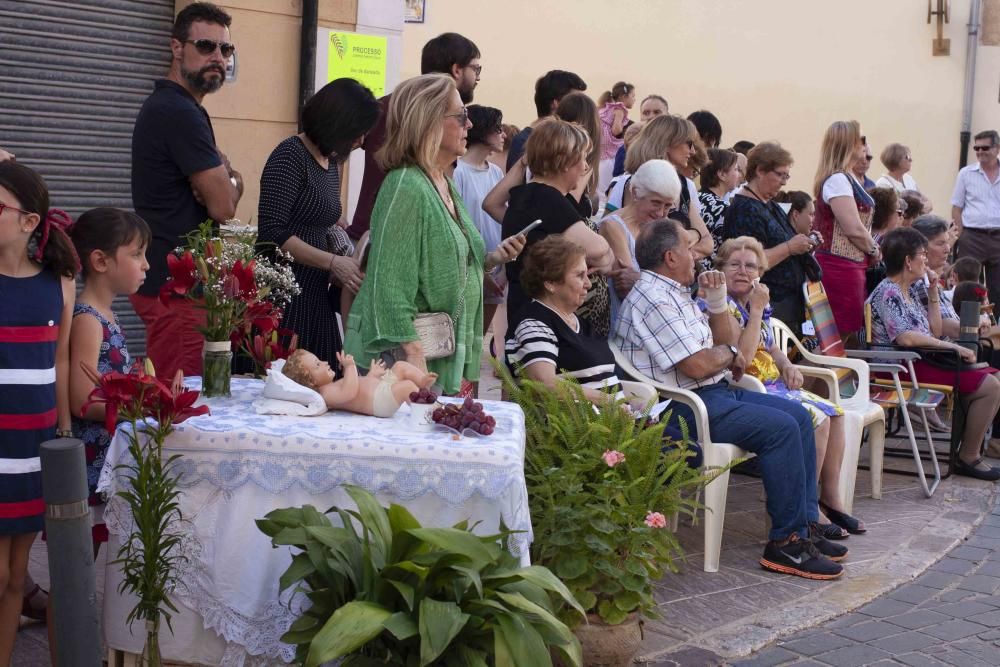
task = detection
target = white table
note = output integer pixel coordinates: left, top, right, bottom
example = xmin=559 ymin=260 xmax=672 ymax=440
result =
xmin=98 ymin=378 xmax=529 ymax=666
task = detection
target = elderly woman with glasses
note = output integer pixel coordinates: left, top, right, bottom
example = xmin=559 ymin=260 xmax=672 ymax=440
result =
xmin=722 ymin=142 xmax=818 ymax=337
xmin=866 ymin=227 xmax=1000 ymax=481
xmin=875 ymin=143 xmax=919 ymax=194
xmin=344 ymin=74 xmax=524 ymax=397
xmin=599 ymin=159 xmax=682 ymax=327
xmin=715 ymin=236 xmax=862 ymax=536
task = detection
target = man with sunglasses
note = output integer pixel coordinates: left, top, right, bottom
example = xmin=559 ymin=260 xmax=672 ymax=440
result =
xmin=130 ymin=2 xmax=243 ymax=380
xmin=952 ymin=130 xmax=1000 ymax=305
xmin=345 ymin=32 xmax=481 ymax=243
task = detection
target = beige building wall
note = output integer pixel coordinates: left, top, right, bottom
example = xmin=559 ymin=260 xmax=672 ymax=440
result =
xmin=401 ymin=0 xmax=1000 ymax=215
xmin=176 ymin=0 xmax=359 ymax=223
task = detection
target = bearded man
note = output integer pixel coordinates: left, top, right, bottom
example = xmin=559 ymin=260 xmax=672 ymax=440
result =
xmin=130 ymin=2 xmax=243 ymax=379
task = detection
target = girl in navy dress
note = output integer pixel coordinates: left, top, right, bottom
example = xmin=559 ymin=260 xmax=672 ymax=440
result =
xmin=69 ymin=208 xmax=150 ymax=554
xmin=0 ymin=162 xmax=76 ymax=661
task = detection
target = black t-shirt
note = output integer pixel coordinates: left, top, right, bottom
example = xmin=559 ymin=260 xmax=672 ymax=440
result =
xmin=502 ymin=182 xmax=584 ymax=319
xmin=131 ymin=79 xmax=222 ymax=295
xmin=505 ymin=127 xmax=533 ymax=171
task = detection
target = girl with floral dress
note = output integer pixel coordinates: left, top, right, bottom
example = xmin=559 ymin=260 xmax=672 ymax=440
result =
xmin=69 ymin=208 xmax=150 ymax=553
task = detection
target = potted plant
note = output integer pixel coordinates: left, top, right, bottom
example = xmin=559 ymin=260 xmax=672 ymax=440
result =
xmin=500 ymin=372 xmax=716 ymax=666
xmin=82 ymin=361 xmax=210 ymax=666
xmin=257 ymin=485 xmax=585 ymax=667
xmin=158 ymin=220 xmax=300 ymax=394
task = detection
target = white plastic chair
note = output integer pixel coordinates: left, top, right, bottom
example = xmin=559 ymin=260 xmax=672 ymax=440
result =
xmin=769 ymin=318 xmax=886 ymax=511
xmin=610 ymin=343 xmax=764 ymax=573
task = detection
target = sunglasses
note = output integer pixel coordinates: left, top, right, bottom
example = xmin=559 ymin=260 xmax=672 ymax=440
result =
xmin=973 ymin=145 xmax=994 ymax=152
xmin=861 ymin=135 xmax=867 ymax=145
xmin=445 ymin=106 xmax=469 ymax=125
xmin=0 ymin=202 xmax=31 ymax=217
xmin=865 ymin=155 xmax=873 ymax=161
xmin=185 ymin=39 xmax=236 ymax=58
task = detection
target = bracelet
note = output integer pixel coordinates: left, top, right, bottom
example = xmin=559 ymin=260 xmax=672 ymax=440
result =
xmin=328 ymin=253 xmax=337 ymax=274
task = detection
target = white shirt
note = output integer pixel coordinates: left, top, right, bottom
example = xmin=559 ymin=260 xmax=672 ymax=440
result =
xmin=874 ymin=173 xmax=918 ymax=193
xmin=951 ymin=160 xmax=1000 ymax=230
xmin=822 ymin=172 xmax=859 ymax=203
xmin=453 ymin=159 xmax=504 ymax=251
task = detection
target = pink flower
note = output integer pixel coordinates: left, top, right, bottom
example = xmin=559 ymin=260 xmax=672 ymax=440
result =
xmin=645 ymin=512 xmax=667 ymax=529
xmin=602 ymin=450 xmax=626 ymax=467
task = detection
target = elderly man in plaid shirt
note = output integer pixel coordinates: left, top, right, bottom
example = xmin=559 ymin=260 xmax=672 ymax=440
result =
xmin=612 ymin=218 xmax=845 ymax=580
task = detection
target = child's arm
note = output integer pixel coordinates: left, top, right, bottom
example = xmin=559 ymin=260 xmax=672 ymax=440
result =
xmin=69 ymin=310 xmax=107 ymax=421
xmin=56 ymin=277 xmax=75 ymax=432
xmin=318 ymin=353 xmax=361 ymax=406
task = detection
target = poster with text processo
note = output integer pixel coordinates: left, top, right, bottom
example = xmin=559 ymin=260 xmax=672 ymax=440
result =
xmin=327 ymin=32 xmax=388 ymax=96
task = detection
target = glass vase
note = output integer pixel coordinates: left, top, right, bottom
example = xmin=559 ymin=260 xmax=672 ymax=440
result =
xmin=140 ymin=617 xmax=163 ymax=667
xmin=202 ymin=340 xmax=232 ymax=398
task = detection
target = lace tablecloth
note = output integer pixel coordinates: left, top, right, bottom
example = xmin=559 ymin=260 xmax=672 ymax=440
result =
xmin=98 ymin=377 xmax=530 ymax=666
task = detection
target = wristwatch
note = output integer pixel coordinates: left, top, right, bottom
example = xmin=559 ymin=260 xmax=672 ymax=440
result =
xmin=727 ymin=345 xmax=739 ymax=361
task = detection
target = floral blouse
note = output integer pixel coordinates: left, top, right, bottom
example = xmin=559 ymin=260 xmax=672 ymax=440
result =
xmin=867 ymin=278 xmax=930 ymax=345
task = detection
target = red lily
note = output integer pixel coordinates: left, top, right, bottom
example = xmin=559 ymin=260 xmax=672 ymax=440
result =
xmin=158 ymin=251 xmax=198 ymax=305
xmin=231 ymin=259 xmax=257 ymax=300
xmin=247 ymin=301 xmax=281 ymax=334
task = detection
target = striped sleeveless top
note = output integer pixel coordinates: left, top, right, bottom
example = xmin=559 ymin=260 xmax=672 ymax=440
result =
xmin=0 ymin=269 xmax=62 ymax=534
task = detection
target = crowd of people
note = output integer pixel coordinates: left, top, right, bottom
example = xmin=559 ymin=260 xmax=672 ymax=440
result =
xmin=4 ymin=2 xmax=1000 ymax=659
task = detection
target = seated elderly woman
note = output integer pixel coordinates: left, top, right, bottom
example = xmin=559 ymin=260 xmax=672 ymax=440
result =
xmin=723 ymin=142 xmax=820 ymax=337
xmin=716 ymin=237 xmax=863 ymax=536
xmin=600 ymin=159 xmax=682 ymax=327
xmin=505 ymin=234 xmax=695 ymax=459
xmin=866 ymin=227 xmax=1000 ymax=481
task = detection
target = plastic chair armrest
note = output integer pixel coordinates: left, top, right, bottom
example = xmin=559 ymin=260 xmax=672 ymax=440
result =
xmin=794 ymin=365 xmax=839 ymax=404
xmin=846 ymin=349 xmax=920 ymax=361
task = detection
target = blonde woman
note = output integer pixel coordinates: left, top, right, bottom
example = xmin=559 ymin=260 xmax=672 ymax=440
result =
xmin=812 ymin=120 xmax=879 ymax=341
xmin=605 ymin=114 xmax=713 ymax=259
xmin=343 ymin=74 xmax=524 ymax=397
xmin=716 ymin=236 xmax=863 ymax=536
xmin=875 ymin=143 xmax=919 ymax=193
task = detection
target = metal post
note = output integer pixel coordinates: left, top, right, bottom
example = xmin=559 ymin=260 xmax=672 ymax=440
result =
xmin=298 ymin=0 xmax=319 ymax=132
xmin=41 ymin=437 xmax=101 ymax=667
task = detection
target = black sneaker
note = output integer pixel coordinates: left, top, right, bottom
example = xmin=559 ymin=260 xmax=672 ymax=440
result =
xmin=760 ymin=533 xmax=844 ymax=580
xmin=809 ymin=522 xmax=849 ymax=562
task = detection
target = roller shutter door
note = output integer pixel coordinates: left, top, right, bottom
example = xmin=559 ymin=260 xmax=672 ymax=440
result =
xmin=0 ymin=0 xmax=175 ymax=357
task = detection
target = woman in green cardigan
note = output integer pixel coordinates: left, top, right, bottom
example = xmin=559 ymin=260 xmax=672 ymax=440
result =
xmin=344 ymin=73 xmax=524 ymax=396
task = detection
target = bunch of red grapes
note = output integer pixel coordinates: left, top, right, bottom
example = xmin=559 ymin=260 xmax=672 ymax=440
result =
xmin=431 ymin=397 xmax=496 ymax=435
xmin=409 ymin=388 xmax=438 ymax=404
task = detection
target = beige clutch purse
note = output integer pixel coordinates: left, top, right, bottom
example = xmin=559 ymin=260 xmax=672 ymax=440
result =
xmin=411 ymin=312 xmax=455 ymax=360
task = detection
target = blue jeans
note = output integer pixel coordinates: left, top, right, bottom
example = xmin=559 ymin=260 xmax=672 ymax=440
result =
xmin=666 ymin=382 xmax=818 ymax=542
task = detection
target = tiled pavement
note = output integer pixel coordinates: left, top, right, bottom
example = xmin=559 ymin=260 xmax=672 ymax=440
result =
xmin=730 ymin=505 xmax=1000 ymax=667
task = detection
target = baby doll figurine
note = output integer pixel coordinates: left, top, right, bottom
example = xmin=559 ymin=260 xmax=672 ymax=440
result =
xmin=283 ymin=349 xmax=438 ymax=417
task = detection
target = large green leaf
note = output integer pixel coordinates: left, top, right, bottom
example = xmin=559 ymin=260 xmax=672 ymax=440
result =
xmin=444 ymin=646 xmax=489 ymax=667
xmin=383 ymin=611 xmax=418 ymax=640
xmin=304 ymin=601 xmax=391 ymax=667
xmin=408 ymin=528 xmax=497 ymax=567
xmin=494 ymin=613 xmax=550 ymax=667
xmin=496 ymin=592 xmax=581 ymax=667
xmin=596 ymin=599 xmax=629 ymax=625
xmin=553 ymin=554 xmax=588 ymax=580
xmin=278 ymin=553 xmax=316 ymax=592
xmin=387 ymin=579 xmax=415 ymax=610
xmin=344 ymin=485 xmax=393 ymax=566
xmin=489 ymin=566 xmax=586 ymax=619
xmin=418 ymin=598 xmax=470 ymax=666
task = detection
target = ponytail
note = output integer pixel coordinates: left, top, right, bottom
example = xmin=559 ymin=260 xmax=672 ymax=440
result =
xmin=0 ymin=162 xmax=79 ymax=278
xmin=597 ymin=90 xmax=612 ymax=107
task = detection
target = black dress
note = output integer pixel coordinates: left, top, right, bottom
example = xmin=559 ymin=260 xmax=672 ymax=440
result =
xmin=257 ymin=136 xmax=343 ymax=363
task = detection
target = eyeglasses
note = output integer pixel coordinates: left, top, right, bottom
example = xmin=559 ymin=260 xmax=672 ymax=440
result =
xmin=973 ymin=145 xmax=995 ymax=152
xmin=772 ymin=169 xmax=791 ymax=181
xmin=184 ymin=39 xmax=236 ymax=58
xmin=0 ymin=202 xmax=30 ymax=217
xmin=724 ymin=260 xmax=760 ymax=273
xmin=445 ymin=107 xmax=469 ymax=125
xmin=466 ymin=64 xmax=482 ymax=76
xmin=864 ymin=155 xmax=873 ymax=161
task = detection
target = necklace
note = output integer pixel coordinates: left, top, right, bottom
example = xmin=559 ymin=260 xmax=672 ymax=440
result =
xmin=540 ymin=297 xmax=578 ymax=329
xmin=744 ymin=185 xmax=767 ymax=202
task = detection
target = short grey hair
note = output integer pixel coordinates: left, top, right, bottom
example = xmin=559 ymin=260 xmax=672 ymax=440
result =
xmin=974 ymin=130 xmax=999 ymax=146
xmin=911 ymin=214 xmax=950 ymax=241
xmin=635 ymin=218 xmax=683 ymax=271
xmin=630 ymin=159 xmax=682 ymax=202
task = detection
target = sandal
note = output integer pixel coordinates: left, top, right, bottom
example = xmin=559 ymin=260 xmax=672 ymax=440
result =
xmin=811 ymin=521 xmax=849 ymax=541
xmin=954 ymin=457 xmax=1000 ymax=482
xmin=819 ymin=501 xmax=867 ymax=534
xmin=20 ymin=584 xmax=47 ymax=623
